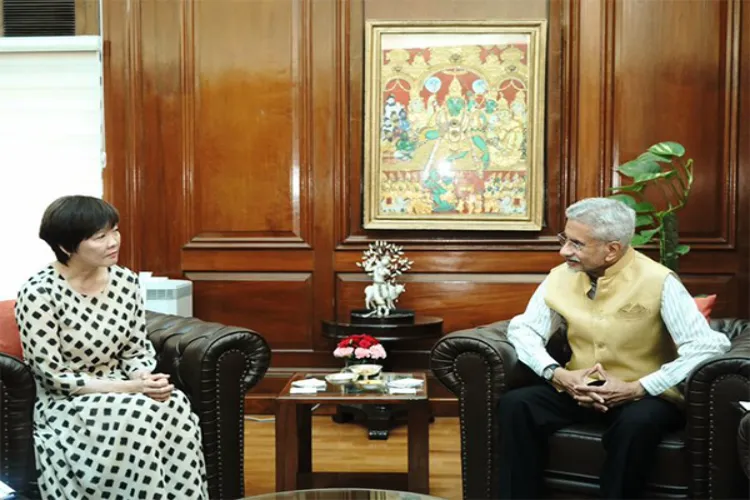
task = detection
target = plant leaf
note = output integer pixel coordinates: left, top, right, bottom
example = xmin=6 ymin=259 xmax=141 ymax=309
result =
xmin=612 ymin=183 xmax=645 ymax=193
xmin=609 ymin=194 xmax=636 ymax=208
xmin=637 ymin=151 xmax=673 ymax=164
xmin=675 ymin=244 xmax=690 ymax=256
xmin=633 ymin=201 xmax=656 ymax=213
xmin=617 ymin=159 xmax=661 ymax=178
xmin=629 ymin=170 xmax=678 ymax=184
xmin=635 ymin=215 xmax=654 ymax=227
xmin=631 ymin=228 xmax=660 ymax=246
xmin=649 ymin=141 xmax=685 ymax=158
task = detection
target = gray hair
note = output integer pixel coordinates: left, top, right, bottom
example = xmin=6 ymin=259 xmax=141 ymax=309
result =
xmin=565 ymin=198 xmax=635 ymax=246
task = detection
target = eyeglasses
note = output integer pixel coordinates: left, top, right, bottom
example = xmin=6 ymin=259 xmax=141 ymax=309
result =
xmin=557 ymin=233 xmax=586 ymax=252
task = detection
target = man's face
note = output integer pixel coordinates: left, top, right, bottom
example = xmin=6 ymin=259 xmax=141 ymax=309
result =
xmin=558 ymin=220 xmax=621 ymax=274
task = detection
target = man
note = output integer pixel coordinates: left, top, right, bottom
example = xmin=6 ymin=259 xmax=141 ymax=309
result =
xmin=500 ymin=197 xmax=730 ymax=499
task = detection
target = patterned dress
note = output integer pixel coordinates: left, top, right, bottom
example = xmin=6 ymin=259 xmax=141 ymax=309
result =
xmin=15 ymin=265 xmax=208 ymax=500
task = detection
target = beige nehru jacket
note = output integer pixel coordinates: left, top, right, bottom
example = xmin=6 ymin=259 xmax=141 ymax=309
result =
xmin=544 ymin=248 xmax=683 ymax=404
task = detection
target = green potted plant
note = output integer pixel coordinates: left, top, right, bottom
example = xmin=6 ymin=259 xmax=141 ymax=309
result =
xmin=609 ymin=141 xmax=694 ymax=273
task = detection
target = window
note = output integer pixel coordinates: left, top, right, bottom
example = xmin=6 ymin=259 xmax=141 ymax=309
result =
xmin=0 ymin=35 xmax=104 ymax=299
xmin=1 ymin=0 xmax=99 ymax=38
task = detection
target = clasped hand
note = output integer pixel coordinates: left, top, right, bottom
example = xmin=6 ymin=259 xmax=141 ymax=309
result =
xmin=552 ymin=363 xmax=645 ymax=412
xmin=136 ymin=372 xmax=174 ymax=402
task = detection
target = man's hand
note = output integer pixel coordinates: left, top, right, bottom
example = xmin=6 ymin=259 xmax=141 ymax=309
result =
xmin=575 ymin=370 xmax=646 ymax=408
xmin=552 ymin=364 xmax=609 ymax=412
xmin=137 ymin=372 xmax=174 ymax=402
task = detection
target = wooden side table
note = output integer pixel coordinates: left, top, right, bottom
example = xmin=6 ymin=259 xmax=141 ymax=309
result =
xmin=321 ymin=316 xmax=442 ymax=440
xmin=275 ymin=372 xmax=430 ymax=494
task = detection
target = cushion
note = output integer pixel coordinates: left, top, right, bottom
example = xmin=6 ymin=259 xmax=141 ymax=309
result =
xmin=694 ymin=294 xmax=717 ymax=320
xmin=546 ymin=423 xmax=688 ymax=497
xmin=0 ymin=300 xmax=23 ymax=359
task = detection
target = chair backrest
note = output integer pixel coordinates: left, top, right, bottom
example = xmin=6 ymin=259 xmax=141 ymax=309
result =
xmin=0 ymin=300 xmax=23 ymax=359
xmin=708 ymin=318 xmax=749 ymax=341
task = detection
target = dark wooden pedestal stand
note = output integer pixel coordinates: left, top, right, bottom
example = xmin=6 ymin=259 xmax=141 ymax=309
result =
xmin=321 ymin=310 xmax=442 ymax=440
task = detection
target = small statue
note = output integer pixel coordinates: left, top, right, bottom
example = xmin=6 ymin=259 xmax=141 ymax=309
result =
xmin=357 ymin=241 xmax=413 ymax=318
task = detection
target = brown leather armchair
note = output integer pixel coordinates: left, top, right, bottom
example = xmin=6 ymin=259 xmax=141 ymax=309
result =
xmin=431 ymin=318 xmax=750 ymax=499
xmin=0 ymin=311 xmax=271 ymax=500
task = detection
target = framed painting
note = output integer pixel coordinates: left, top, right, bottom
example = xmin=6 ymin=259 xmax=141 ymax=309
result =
xmin=363 ymin=20 xmax=547 ymax=231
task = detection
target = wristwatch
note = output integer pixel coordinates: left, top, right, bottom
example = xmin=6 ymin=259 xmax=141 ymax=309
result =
xmin=542 ymin=363 xmax=560 ymax=381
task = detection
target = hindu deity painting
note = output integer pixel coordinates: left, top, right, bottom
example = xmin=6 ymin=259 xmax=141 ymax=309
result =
xmin=363 ymin=21 xmax=547 ymax=231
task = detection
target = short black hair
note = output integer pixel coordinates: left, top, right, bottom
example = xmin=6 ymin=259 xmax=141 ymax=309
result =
xmin=39 ymin=195 xmax=120 ymax=265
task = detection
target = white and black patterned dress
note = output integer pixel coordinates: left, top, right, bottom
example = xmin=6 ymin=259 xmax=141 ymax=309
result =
xmin=15 ymin=265 xmax=208 ymax=500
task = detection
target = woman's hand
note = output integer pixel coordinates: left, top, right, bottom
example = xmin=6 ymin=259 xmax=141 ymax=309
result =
xmin=137 ymin=372 xmax=174 ymax=402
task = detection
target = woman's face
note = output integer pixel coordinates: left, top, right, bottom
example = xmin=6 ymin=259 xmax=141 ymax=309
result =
xmin=69 ymin=225 xmax=121 ymax=268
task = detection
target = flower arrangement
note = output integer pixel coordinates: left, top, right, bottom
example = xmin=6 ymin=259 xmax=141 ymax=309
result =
xmin=333 ymin=334 xmax=387 ymax=361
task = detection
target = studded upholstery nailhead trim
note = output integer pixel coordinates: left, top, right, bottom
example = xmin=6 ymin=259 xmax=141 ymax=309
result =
xmin=1 ymin=386 xmax=8 ymax=480
xmin=214 ymin=348 xmax=252 ymax=500
xmin=707 ymin=373 xmax=746 ymax=498
xmin=454 ymin=351 xmax=493 ymax=499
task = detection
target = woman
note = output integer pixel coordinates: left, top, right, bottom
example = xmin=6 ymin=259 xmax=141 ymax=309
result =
xmin=15 ymin=195 xmax=207 ymax=500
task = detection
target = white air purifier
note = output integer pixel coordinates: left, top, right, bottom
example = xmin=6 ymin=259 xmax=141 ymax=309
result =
xmin=142 ymin=279 xmax=193 ymax=317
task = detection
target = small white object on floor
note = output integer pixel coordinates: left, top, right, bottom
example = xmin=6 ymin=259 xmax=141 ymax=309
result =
xmin=739 ymin=401 xmax=750 ymax=412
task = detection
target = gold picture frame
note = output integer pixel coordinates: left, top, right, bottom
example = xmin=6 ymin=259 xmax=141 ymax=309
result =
xmin=363 ymin=20 xmax=547 ymax=231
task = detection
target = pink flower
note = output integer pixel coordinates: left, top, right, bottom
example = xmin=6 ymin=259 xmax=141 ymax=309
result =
xmin=354 ymin=347 xmax=370 ymax=359
xmin=369 ymin=344 xmax=387 ymax=359
xmin=333 ymin=347 xmax=354 ymax=358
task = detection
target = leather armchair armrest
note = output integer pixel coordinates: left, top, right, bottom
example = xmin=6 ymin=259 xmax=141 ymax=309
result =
xmin=430 ymin=320 xmax=528 ymax=398
xmin=0 ymin=353 xmax=36 ymax=494
xmin=685 ymin=320 xmax=750 ymax=499
xmin=430 ymin=320 xmax=533 ymax=500
xmin=146 ymin=313 xmax=271 ymax=500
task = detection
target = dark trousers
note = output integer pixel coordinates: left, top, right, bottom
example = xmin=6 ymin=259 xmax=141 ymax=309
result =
xmin=497 ymin=384 xmax=685 ymax=499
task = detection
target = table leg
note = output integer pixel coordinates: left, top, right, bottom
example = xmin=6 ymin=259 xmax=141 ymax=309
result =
xmin=276 ymin=401 xmax=313 ymax=491
xmin=407 ymin=400 xmax=430 ymax=493
xmin=297 ymin=404 xmax=312 ymax=478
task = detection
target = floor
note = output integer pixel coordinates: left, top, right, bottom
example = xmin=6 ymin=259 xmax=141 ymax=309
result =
xmin=243 ymin=413 xmax=462 ymax=499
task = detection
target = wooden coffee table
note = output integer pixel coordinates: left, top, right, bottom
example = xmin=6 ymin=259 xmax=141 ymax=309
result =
xmin=275 ymin=372 xmax=430 ymax=494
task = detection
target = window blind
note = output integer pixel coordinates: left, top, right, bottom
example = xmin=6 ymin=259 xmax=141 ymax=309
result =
xmin=0 ymin=36 xmax=104 ymax=299
xmin=3 ymin=0 xmax=76 ymax=37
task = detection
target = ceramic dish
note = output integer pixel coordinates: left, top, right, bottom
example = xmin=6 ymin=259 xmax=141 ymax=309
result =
xmin=354 ymin=378 xmax=386 ymax=391
xmin=345 ymin=363 xmax=383 ymax=378
xmin=387 ymin=377 xmax=424 ymax=389
xmin=291 ymin=378 xmax=326 ymax=389
xmin=324 ymin=372 xmax=357 ymax=385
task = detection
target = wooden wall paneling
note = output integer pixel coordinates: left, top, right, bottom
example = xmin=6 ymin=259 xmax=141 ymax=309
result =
xmin=136 ymin=0 xmax=186 ymax=277
xmin=308 ymin=0 xmax=338 ymax=351
xmin=741 ymin=0 xmax=750 ymax=317
xmin=187 ymin=0 xmax=312 ymax=249
xmin=187 ymin=272 xmax=314 ymax=352
xmin=679 ymin=274 xmax=740 ymax=319
xmin=613 ymin=0 xmax=740 ymax=247
xmin=100 ymin=0 xmax=750 ymax=393
xmin=0 ymin=0 xmax=3 ymax=36
xmin=103 ymin=0 xmax=144 ymax=272
xmin=340 ymin=0 xmax=567 ymax=248
xmin=336 ymin=273 xmax=545 ymax=335
xmin=575 ymin=0 xmax=612 ymax=200
xmin=335 ymin=249 xmax=740 ymax=275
